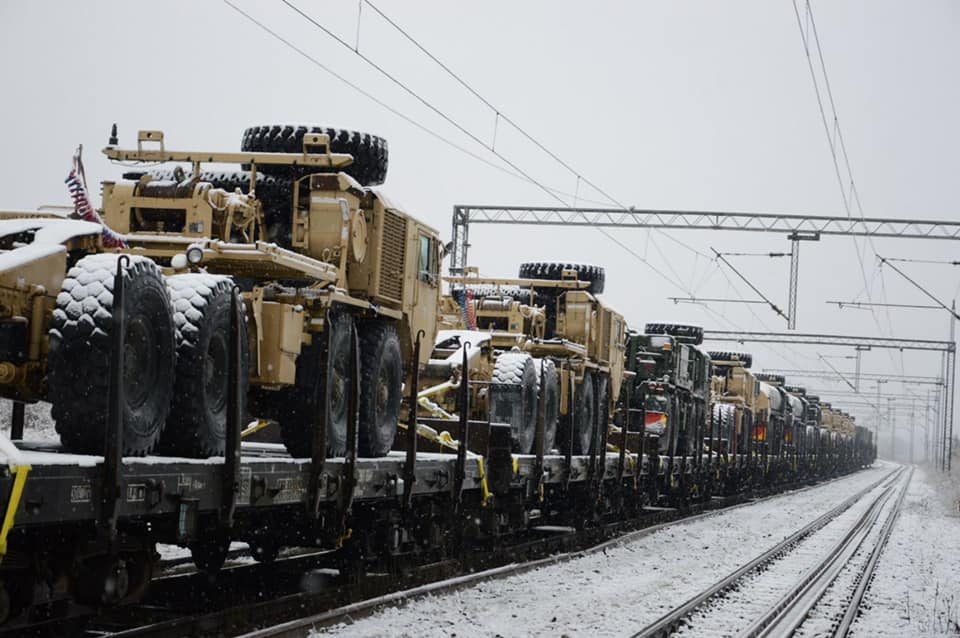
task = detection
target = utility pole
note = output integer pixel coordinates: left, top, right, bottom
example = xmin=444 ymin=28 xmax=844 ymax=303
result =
xmin=936 ymin=301 xmax=957 ymax=472
xmin=910 ymin=398 xmax=915 ymax=465
xmin=926 ymin=389 xmax=931 ymax=464
xmin=888 ymin=397 xmax=896 ymax=463
xmin=875 ymin=380 xmax=887 ymax=456
xmin=854 ymin=346 xmax=871 ymax=392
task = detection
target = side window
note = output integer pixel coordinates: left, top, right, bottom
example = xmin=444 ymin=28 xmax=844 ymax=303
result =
xmin=418 ymin=234 xmax=437 ymax=285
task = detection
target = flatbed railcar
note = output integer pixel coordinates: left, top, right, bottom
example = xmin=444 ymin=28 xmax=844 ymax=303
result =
xmin=0 ymin=363 xmax=874 ymax=630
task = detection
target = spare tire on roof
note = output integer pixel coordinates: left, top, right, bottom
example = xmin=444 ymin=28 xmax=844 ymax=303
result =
xmin=240 ymin=125 xmax=388 ymax=186
xmin=707 ymin=351 xmax=753 ymax=369
xmin=644 ymin=322 xmax=704 ymax=345
xmin=517 ymin=262 xmax=605 ymax=295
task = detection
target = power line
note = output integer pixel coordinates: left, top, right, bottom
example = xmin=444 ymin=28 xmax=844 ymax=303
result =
xmin=828 ymin=300 xmax=942 ymax=311
xmin=716 ymin=251 xmax=789 ymax=258
xmin=792 ymin=0 xmax=903 ymax=379
xmin=359 ymin=0 xmax=713 ymax=260
xmin=883 ymin=257 xmax=960 ymax=266
xmin=711 ymin=247 xmax=789 ymax=322
xmin=879 ymin=257 xmax=960 ymax=320
xmin=275 ymin=0 xmax=711 ymax=292
xmin=229 ymin=1 xmax=879 ymax=413
xmin=669 ymin=297 xmax=769 ymax=305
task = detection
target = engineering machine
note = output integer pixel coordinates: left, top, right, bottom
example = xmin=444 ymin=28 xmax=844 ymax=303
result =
xmin=0 ymin=124 xmax=442 ymax=459
xmin=418 ymin=263 xmax=627 ymax=457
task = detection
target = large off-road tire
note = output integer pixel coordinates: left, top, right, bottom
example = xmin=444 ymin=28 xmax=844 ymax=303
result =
xmin=570 ymin=371 xmax=597 ymax=455
xmin=644 ymin=322 xmax=704 ymax=345
xmin=708 ymin=350 xmax=752 ymax=369
xmin=358 ymin=322 xmax=402 ymax=457
xmin=518 ymin=262 xmax=605 ymax=295
xmin=534 ymin=358 xmax=559 ymax=453
xmin=490 ymin=352 xmax=539 ymax=454
xmin=713 ymin=403 xmax=737 ymax=449
xmin=241 ymin=125 xmax=388 ymax=186
xmin=596 ymin=374 xmax=610 ymax=454
xmin=277 ymin=313 xmax=352 ymax=457
xmin=160 ymin=274 xmax=248 ymax=457
xmin=49 ymin=254 xmax=176 ymax=456
xmin=146 ymin=170 xmax=295 ymax=247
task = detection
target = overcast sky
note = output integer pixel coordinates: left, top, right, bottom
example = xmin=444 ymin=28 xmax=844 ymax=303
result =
xmin=0 ymin=1 xmax=957 ymax=455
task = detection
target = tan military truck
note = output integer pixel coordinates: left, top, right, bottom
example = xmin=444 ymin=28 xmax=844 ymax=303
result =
xmin=707 ymin=351 xmax=758 ymax=457
xmin=0 ymin=124 xmax=441 ymax=459
xmin=418 ymin=263 xmax=627 ymax=456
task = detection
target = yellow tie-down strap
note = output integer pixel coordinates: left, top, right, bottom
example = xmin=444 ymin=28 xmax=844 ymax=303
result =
xmin=398 ymin=420 xmax=492 ymax=507
xmin=0 ymin=441 xmax=31 ymax=561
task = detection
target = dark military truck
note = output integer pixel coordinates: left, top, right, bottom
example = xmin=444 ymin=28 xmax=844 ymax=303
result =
xmin=623 ymin=323 xmax=712 ymax=503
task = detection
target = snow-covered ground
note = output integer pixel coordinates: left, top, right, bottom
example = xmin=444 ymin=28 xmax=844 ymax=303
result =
xmin=314 ymin=463 xmax=894 ymax=638
xmin=676 ymin=471 xmax=902 ymax=637
xmin=850 ymin=466 xmax=960 ymax=636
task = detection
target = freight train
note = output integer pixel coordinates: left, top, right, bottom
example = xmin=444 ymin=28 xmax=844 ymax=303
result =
xmin=0 ymin=125 xmax=875 ymax=630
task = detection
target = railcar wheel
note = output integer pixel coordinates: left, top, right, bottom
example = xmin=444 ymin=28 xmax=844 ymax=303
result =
xmin=191 ymin=537 xmax=231 ymax=574
xmin=0 ymin=582 xmax=9 ymax=625
xmin=49 ymin=254 xmax=176 ymax=456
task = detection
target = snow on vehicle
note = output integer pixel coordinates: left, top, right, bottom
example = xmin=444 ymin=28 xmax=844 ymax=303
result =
xmin=0 ymin=125 xmax=442 ymax=459
xmin=419 ymin=263 xmax=627 ymax=456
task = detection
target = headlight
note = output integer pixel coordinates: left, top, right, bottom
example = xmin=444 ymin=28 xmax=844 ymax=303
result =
xmin=186 ymin=244 xmax=204 ymax=265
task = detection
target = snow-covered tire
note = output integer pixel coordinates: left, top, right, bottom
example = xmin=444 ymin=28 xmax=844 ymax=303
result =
xmin=49 ymin=254 xmax=175 ymax=456
xmin=644 ymin=322 xmax=704 ymax=345
xmin=708 ymin=351 xmax=752 ymax=369
xmin=533 ymin=358 xmax=559 ymax=453
xmin=277 ymin=312 xmax=352 ymax=457
xmin=241 ymin=125 xmax=388 ymax=186
xmin=160 ymin=274 xmax=248 ymax=457
xmin=518 ymin=262 xmax=605 ymax=295
xmin=358 ymin=322 xmax=402 ymax=457
xmin=490 ymin=352 xmax=539 ymax=454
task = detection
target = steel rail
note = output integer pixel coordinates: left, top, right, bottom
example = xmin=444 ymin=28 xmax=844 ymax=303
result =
xmin=630 ymin=466 xmax=902 ymax=638
xmin=835 ymin=467 xmax=914 ymax=637
xmin=744 ymin=468 xmax=912 ymax=637
xmin=238 ymin=471 xmax=879 ymax=638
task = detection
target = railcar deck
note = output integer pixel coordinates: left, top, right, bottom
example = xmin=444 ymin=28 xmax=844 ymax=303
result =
xmin=0 ymin=439 xmax=664 ymax=532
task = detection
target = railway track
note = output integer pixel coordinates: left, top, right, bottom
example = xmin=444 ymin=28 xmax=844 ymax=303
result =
xmin=0 ymin=470 xmax=876 ymax=638
xmin=209 ymin=472 xmax=883 ymax=638
xmin=62 ymin=473 xmax=854 ymax=638
xmin=633 ymin=465 xmax=911 ymax=638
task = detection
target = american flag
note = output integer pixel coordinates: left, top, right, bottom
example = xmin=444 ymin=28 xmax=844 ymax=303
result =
xmin=65 ymin=154 xmax=127 ymax=248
